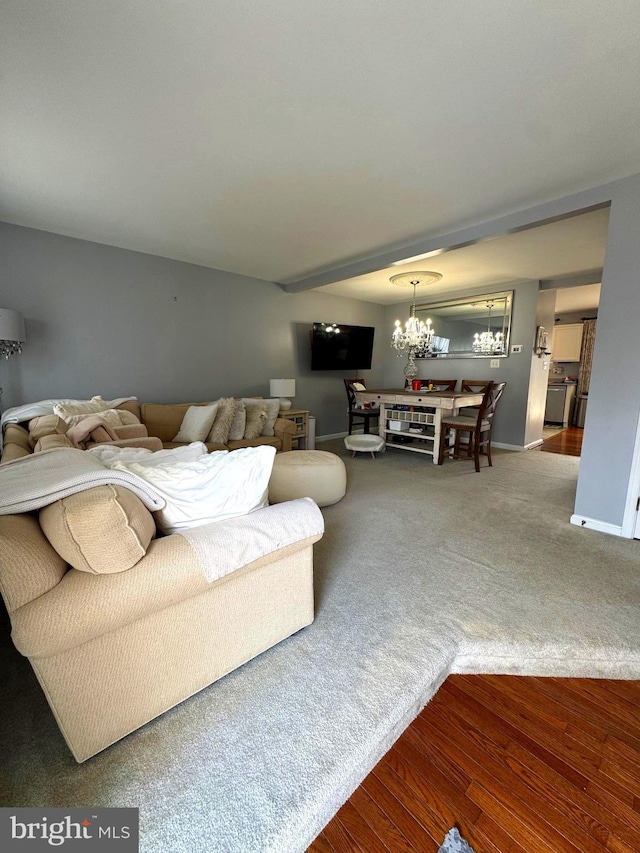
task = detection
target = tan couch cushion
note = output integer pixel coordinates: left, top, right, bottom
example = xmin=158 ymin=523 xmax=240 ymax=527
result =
xmin=0 ymin=443 xmax=31 ymax=463
xmin=4 ymin=422 xmax=32 ymax=451
xmin=28 ymin=415 xmax=69 ymax=445
xmin=34 ymin=434 xmax=75 ymax=453
xmin=39 ymin=485 xmax=156 ymax=574
xmin=0 ymin=513 xmax=68 ymax=612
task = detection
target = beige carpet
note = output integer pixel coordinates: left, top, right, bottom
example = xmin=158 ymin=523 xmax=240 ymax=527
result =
xmin=1 ymin=443 xmax=638 ymax=853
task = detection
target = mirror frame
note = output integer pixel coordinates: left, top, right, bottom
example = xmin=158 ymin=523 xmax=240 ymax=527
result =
xmin=414 ymin=289 xmax=513 ymax=359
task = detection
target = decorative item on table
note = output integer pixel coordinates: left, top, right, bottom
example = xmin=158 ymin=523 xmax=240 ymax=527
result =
xmin=471 ymin=300 xmax=506 ymax=355
xmin=411 ymin=379 xmax=421 ymax=391
xmin=270 ymin=378 xmax=296 ymax=411
xmin=389 ymin=272 xmax=442 ymax=386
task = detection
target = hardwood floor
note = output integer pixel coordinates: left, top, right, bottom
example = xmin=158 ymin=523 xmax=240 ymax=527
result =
xmin=540 ymin=427 xmax=583 ymax=456
xmin=307 ymin=675 xmax=640 ymax=853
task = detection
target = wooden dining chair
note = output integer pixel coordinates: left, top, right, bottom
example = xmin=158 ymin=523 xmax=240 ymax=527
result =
xmin=344 ymin=378 xmax=380 ymax=435
xmin=460 ymin=379 xmax=492 ymax=394
xmin=459 ymin=379 xmax=492 ymax=416
xmin=438 ymin=382 xmax=506 ymax=472
xmin=422 ymin=379 xmax=457 ymax=391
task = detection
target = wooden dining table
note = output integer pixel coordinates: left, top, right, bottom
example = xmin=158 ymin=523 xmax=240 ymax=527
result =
xmin=355 ymin=387 xmax=484 ymax=464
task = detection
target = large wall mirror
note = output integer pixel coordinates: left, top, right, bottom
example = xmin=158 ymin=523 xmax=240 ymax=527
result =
xmin=415 ymin=290 xmax=513 ymax=359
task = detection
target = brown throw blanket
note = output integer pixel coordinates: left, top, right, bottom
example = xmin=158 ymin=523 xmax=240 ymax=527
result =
xmin=65 ymin=415 xmax=120 ymax=447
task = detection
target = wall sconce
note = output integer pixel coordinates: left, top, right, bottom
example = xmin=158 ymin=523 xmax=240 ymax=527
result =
xmin=534 ymin=325 xmax=549 ymax=358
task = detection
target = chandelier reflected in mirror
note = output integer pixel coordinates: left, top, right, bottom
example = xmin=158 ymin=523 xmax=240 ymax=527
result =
xmin=471 ymin=300 xmax=505 ymax=354
xmin=390 ymin=272 xmax=442 ymax=384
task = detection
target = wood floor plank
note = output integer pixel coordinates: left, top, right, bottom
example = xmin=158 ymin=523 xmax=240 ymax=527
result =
xmin=559 ymin=680 xmax=640 ymax=739
xmin=322 ymin=816 xmax=363 ymax=853
xmin=365 ymin=769 xmax=438 ymax=852
xmin=419 ymin=700 xmax=608 ymax=853
xmin=306 ymin=676 xmax=640 ymax=853
xmin=335 ymin=801 xmax=391 ymax=853
xmin=531 ymin=678 xmax=640 ymax=752
xmin=505 ymin=740 xmax=640 ymax=851
xmin=391 ymin=734 xmax=481 ymax=824
xmin=467 ymin=782 xmax=566 ymax=853
xmin=308 ymin=831 xmax=338 ymax=853
xmin=375 ymin=754 xmax=451 ymax=846
xmin=440 ymin=679 xmax=591 ymax=790
xmin=452 ymin=675 xmax=635 ymax=807
xmin=349 ymin=785 xmax=418 ymax=853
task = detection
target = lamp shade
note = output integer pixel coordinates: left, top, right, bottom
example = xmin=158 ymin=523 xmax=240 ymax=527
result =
xmin=270 ymin=379 xmax=296 ymax=398
xmin=0 ymin=309 xmax=26 ymax=343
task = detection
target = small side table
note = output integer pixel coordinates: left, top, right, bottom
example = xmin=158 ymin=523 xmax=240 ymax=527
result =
xmin=278 ymin=409 xmax=309 ymax=449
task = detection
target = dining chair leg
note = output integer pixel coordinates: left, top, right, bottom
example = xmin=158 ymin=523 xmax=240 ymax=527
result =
xmin=473 ymin=428 xmax=482 ymax=473
xmin=437 ymin=424 xmax=447 ymax=464
xmin=364 ymin=417 xmax=370 ymax=435
xmin=348 ymin=414 xmax=353 ymax=435
xmin=487 ymin=431 xmax=493 ymax=467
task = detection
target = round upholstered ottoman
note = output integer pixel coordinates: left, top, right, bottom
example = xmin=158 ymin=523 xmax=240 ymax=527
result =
xmin=269 ymin=450 xmax=347 ymax=507
xmin=344 ymin=433 xmax=385 ymax=457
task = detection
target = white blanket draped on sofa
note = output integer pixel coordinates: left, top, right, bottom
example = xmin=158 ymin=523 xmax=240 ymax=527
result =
xmin=0 ymin=447 xmax=166 ymax=513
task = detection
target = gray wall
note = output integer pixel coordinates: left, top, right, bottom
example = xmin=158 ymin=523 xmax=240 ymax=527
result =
xmin=382 ymin=280 xmax=539 ymax=447
xmin=575 ymin=174 xmax=640 ymax=526
xmin=0 ymin=224 xmax=386 ymax=437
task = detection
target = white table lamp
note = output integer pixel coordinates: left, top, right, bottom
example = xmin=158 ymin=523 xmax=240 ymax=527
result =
xmin=270 ymin=379 xmax=296 ymax=411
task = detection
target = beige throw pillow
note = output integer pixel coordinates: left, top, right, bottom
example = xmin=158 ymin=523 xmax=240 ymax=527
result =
xmin=39 ymin=485 xmax=156 ymax=574
xmin=242 ymin=398 xmax=281 ymax=436
xmin=173 ymin=403 xmax=219 ymax=443
xmin=243 ymin=402 xmax=268 ymax=439
xmin=207 ymin=397 xmax=236 ymax=444
xmin=116 ymin=409 xmax=140 ymax=425
xmin=228 ymin=400 xmax=246 ymax=441
xmin=53 ymin=396 xmax=108 ymax=423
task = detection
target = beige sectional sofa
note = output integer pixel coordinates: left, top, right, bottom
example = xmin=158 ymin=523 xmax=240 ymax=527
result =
xmin=0 ymin=396 xmax=317 ymax=761
xmin=1 ymin=399 xmax=297 ymax=463
xmin=0 ymin=478 xmax=321 ymax=762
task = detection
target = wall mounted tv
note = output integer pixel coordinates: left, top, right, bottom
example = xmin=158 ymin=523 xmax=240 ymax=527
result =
xmin=311 ymin=322 xmax=375 ymax=371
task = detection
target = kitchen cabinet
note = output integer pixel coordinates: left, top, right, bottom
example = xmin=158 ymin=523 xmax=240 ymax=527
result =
xmin=551 ymin=323 xmax=583 ymax=362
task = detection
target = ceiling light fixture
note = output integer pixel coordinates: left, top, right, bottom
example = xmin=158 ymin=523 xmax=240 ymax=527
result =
xmin=390 ymin=272 xmax=442 ymax=385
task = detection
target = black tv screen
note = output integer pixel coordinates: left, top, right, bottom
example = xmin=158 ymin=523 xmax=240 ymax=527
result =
xmin=311 ymin=322 xmax=375 ymax=370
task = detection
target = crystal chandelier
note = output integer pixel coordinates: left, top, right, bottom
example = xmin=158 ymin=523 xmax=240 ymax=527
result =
xmin=472 ymin=301 xmax=505 ymax=355
xmin=390 ymin=272 xmax=442 ymax=384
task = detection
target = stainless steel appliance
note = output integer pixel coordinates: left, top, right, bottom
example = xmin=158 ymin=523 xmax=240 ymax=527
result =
xmin=545 ymin=383 xmax=577 ymax=426
xmin=574 ymin=394 xmax=588 ymax=428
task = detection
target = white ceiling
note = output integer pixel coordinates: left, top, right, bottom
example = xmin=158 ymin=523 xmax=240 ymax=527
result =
xmin=319 ymin=208 xmax=609 ymax=304
xmin=554 ymin=283 xmax=601 ymax=314
xmin=1 ymin=3 xmax=639 ymax=284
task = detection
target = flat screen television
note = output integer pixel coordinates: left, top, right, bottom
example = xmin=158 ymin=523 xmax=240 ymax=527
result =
xmin=311 ymin=322 xmax=375 ymax=371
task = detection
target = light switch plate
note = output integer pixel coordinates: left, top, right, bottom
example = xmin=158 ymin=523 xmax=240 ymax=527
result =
xmin=511 ymin=344 xmax=523 ymax=353
xmin=490 ymin=359 xmax=501 ymax=368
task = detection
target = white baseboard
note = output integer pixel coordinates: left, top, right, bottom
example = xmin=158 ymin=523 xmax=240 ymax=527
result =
xmin=570 ymin=514 xmax=623 ymax=537
xmin=492 ymin=440 xmax=543 ymax=452
xmin=316 ymin=431 xmax=350 ymax=442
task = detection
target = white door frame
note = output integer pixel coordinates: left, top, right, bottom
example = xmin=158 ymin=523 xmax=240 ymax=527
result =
xmin=621 ymin=409 xmax=640 ymax=538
